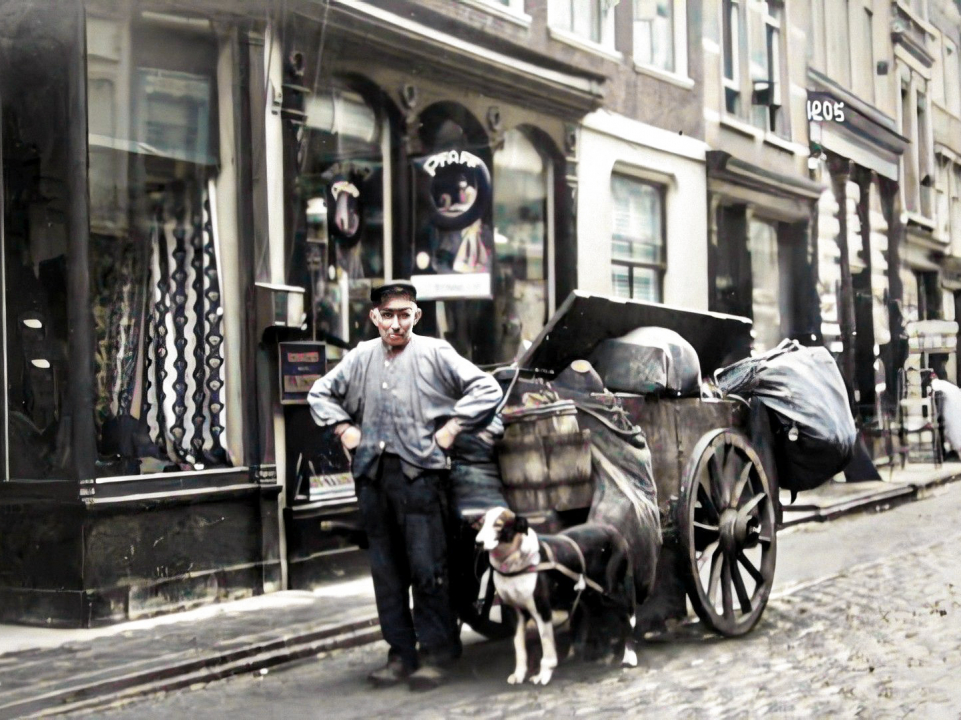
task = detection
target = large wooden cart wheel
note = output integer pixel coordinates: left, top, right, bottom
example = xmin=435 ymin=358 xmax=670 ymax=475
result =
xmin=677 ymin=429 xmax=777 ymax=637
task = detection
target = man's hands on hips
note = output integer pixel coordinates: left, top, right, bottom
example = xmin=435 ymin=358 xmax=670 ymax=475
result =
xmin=335 ymin=423 xmax=362 ymax=450
xmin=434 ymin=418 xmax=463 ymax=450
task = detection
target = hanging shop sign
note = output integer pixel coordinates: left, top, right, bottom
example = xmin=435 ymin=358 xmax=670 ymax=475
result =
xmin=411 ymin=149 xmax=494 ymax=300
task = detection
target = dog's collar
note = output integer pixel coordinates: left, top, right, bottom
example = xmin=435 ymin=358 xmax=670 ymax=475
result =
xmin=489 ymin=535 xmax=540 ymax=576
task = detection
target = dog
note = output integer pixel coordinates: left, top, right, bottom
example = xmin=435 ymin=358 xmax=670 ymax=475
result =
xmin=475 ymin=507 xmax=638 ymax=685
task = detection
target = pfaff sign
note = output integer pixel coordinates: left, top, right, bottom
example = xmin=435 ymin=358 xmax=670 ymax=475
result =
xmin=422 ymin=150 xmax=485 ymax=178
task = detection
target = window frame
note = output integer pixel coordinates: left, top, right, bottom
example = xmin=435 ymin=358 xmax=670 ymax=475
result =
xmin=723 ymin=0 xmax=786 ymax=136
xmin=944 ymin=36 xmax=961 ymax=117
xmin=456 ymin=0 xmax=531 ymax=26
xmin=722 ymin=0 xmax=742 ymax=116
xmin=548 ymin=0 xmax=619 ymax=56
xmin=609 ymin=173 xmax=667 ymax=304
xmin=632 ymin=0 xmax=689 ymax=82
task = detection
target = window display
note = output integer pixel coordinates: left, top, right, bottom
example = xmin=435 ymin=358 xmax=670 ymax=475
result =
xmin=86 ymin=9 xmax=231 ymax=475
xmin=493 ymin=130 xmax=550 ymax=361
xmin=300 ymin=87 xmax=385 ymax=354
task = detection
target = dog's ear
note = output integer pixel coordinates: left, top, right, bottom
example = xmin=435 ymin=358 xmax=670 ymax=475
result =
xmin=514 ymin=514 xmax=529 ymax=535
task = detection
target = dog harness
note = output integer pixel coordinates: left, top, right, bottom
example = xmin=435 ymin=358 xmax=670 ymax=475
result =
xmin=491 ymin=535 xmax=605 ymax=595
xmin=491 ymin=535 xmax=606 ymax=629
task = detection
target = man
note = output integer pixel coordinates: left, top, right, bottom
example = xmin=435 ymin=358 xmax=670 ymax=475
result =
xmin=308 ymin=280 xmax=503 ymax=691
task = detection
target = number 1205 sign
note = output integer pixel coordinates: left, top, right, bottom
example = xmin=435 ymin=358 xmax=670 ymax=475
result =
xmin=807 ymin=98 xmax=845 ymax=123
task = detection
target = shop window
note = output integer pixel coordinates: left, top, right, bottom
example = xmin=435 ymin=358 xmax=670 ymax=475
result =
xmin=300 ymin=87 xmax=386 ymax=354
xmin=86 ymin=9 xmax=236 ymax=475
xmin=548 ymin=0 xmax=617 ymax=48
xmin=610 ymin=175 xmax=665 ymax=303
xmin=748 ymin=218 xmax=789 ymax=353
xmin=633 ymin=0 xmax=676 ymax=73
xmin=0 ymin=4 xmax=74 ymax=479
xmin=411 ymin=104 xmax=497 ymax=364
xmin=493 ymin=130 xmax=550 ymax=361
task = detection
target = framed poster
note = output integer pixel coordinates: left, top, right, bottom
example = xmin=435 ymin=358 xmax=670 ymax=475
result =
xmin=411 ymin=149 xmax=494 ymax=300
xmin=279 ymin=341 xmax=327 ymax=405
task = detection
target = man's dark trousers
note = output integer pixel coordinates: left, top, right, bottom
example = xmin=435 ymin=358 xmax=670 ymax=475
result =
xmin=356 ymin=454 xmax=461 ymax=671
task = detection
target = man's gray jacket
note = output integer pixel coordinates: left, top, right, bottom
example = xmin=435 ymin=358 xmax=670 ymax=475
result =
xmin=308 ymin=334 xmax=503 ymax=479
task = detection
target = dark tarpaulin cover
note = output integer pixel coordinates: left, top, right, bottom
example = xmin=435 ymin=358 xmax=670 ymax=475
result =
xmin=716 ymin=341 xmax=857 ymax=492
xmin=551 ymin=381 xmax=662 ymax=604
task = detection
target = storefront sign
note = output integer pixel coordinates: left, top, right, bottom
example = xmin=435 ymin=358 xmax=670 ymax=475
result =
xmin=410 ymin=272 xmax=492 ymax=300
xmin=421 ymin=150 xmax=485 ymax=178
xmin=279 ymin=341 xmax=327 ymax=404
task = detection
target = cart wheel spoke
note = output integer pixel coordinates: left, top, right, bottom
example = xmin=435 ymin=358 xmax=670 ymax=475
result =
xmin=732 ymin=462 xmax=753 ymax=508
xmin=697 ymin=540 xmax=719 ymax=571
xmin=737 ymin=550 xmax=764 ymax=584
xmin=730 ymin=555 xmax=753 ymax=614
xmin=697 ymin=482 xmax=720 ymax=522
xmin=707 ymin=546 xmax=723 ymax=601
xmin=737 ymin=491 xmax=766 ymax=519
xmin=693 ymin=521 xmax=720 ymax=534
xmin=707 ymin=452 xmax=727 ymax=507
xmin=721 ymin=556 xmax=734 ymax=618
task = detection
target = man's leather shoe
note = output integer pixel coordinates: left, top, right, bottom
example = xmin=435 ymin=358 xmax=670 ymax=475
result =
xmin=407 ymin=664 xmax=447 ymax=692
xmin=367 ymin=658 xmax=412 ymax=687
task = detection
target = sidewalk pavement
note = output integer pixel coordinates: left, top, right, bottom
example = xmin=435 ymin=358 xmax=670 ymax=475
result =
xmin=1 ymin=460 xmax=958 ymax=718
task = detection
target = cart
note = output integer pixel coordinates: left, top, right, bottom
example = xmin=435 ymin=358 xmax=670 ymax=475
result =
xmin=453 ymin=292 xmax=780 ymax=640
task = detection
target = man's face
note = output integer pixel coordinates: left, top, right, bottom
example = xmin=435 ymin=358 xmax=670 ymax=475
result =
xmin=370 ymin=296 xmax=421 ymax=348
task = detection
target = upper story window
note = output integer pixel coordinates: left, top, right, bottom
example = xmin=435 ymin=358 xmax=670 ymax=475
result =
xmin=748 ymin=0 xmax=782 ymax=133
xmin=906 ymin=0 xmax=927 ymax=20
xmin=722 ymin=0 xmax=742 ymax=114
xmin=854 ymin=3 xmax=875 ymax=103
xmin=611 ymin=175 xmax=665 ymax=303
xmin=459 ymin=0 xmax=528 ymax=17
xmin=826 ymin=0 xmax=852 ymax=88
xmin=723 ymin=0 xmax=785 ymax=136
xmin=943 ymin=37 xmax=961 ymax=117
xmin=633 ymin=0 xmax=689 ymax=78
xmin=548 ymin=0 xmax=617 ymax=49
xmin=634 ymin=0 xmax=672 ymax=72
xmin=807 ymin=0 xmax=825 ymax=70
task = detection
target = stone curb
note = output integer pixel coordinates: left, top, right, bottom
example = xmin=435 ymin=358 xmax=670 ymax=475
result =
xmin=778 ymin=470 xmax=961 ymax=528
xmin=1 ymin=618 xmax=381 ymax=719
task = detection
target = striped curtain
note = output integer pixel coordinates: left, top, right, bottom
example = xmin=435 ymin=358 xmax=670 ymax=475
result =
xmin=143 ymin=181 xmax=229 ymax=467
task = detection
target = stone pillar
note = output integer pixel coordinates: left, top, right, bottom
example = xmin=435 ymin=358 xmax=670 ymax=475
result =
xmin=828 ymin=154 xmax=857 ymax=396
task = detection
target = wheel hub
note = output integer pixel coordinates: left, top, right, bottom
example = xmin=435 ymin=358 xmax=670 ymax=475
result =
xmin=719 ymin=508 xmax=748 ymax=551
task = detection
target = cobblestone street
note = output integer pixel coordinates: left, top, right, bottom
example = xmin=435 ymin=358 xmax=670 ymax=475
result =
xmin=82 ymin=483 xmax=961 ymax=720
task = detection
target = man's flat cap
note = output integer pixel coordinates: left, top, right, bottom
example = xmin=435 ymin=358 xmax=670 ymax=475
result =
xmin=370 ymin=280 xmax=418 ymax=304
